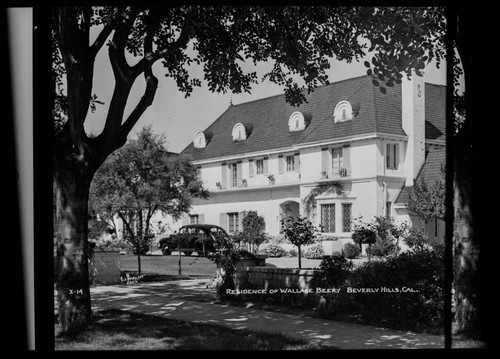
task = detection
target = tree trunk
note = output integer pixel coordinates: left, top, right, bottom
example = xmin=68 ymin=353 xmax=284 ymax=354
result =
xmin=297 ymin=246 xmax=302 ymax=269
xmin=54 ymin=172 xmax=93 ymax=334
xmin=452 ymin=7 xmax=489 ymax=342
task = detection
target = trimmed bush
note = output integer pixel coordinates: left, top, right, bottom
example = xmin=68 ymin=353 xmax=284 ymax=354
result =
xmin=259 ymin=244 xmax=287 ymax=257
xmin=304 ymin=243 xmax=324 ymax=259
xmin=343 ymin=242 xmax=361 ymax=259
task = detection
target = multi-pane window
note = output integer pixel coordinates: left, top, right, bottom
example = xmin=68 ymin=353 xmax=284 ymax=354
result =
xmin=189 ymin=215 xmax=199 ymax=224
xmin=332 ymin=147 xmax=344 ymax=177
xmin=321 ymin=204 xmax=336 ymax=233
xmin=256 ymin=159 xmax=264 ymax=175
xmin=286 ymin=155 xmax=295 ymax=172
xmin=386 ymin=143 xmax=399 ymax=170
xmin=231 ymin=163 xmax=238 ymax=187
xmin=228 ymin=212 xmax=239 ymax=233
xmin=342 ymin=203 xmax=352 ymax=232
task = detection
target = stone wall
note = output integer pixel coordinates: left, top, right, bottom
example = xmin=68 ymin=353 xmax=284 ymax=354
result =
xmin=235 ymin=266 xmax=323 ymax=306
xmin=89 ymin=249 xmax=121 ymax=285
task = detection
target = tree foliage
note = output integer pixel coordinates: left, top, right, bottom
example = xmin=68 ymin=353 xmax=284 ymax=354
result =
xmin=89 ymin=125 xmax=208 ymax=270
xmin=280 ymin=216 xmax=322 ymax=268
xmin=408 ymin=164 xmax=446 ymax=222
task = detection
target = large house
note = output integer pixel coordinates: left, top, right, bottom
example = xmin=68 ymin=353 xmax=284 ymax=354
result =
xmin=175 ymin=73 xmax=446 ymax=252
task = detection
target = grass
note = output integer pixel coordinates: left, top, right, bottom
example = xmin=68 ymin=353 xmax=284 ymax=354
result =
xmin=55 ymin=309 xmax=335 ymax=350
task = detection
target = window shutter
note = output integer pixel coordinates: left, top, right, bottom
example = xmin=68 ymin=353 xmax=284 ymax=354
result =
xmin=394 ymin=144 xmax=399 ymax=170
xmin=219 ymin=213 xmax=227 ymax=230
xmin=321 ymin=148 xmax=330 ymax=175
xmin=294 ymin=153 xmax=300 ymax=173
xmin=263 ymin=157 xmax=269 ymax=175
xmin=237 ymin=161 xmax=243 ymax=186
xmin=199 ymin=214 xmax=205 ymax=224
xmin=221 ymin=163 xmax=227 ymax=188
xmin=248 ymin=159 xmax=254 ymax=178
xmin=386 ymin=144 xmax=391 ymax=169
xmin=182 ymin=214 xmax=189 ymax=225
xmin=278 ymin=155 xmax=284 ymax=174
xmin=343 ymin=145 xmax=350 ymax=173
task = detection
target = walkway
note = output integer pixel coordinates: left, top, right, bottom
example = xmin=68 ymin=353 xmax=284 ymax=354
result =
xmin=88 ymin=279 xmax=445 ymax=350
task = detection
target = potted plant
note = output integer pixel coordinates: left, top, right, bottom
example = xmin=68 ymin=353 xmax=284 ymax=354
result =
xmin=242 ymin=178 xmax=247 ymax=187
xmin=216 ymin=181 xmax=222 ymax=189
xmin=267 ymin=174 xmax=275 ymax=185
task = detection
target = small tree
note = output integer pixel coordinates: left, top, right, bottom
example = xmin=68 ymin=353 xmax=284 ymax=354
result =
xmin=408 ymin=164 xmax=446 ymax=226
xmin=280 ymin=216 xmax=322 ymax=269
xmin=241 ymin=211 xmax=267 ymax=253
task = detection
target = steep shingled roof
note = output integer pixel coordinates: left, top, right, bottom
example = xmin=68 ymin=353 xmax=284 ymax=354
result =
xmin=395 ymin=147 xmax=446 ymax=205
xmin=181 ymin=75 xmax=446 ymax=161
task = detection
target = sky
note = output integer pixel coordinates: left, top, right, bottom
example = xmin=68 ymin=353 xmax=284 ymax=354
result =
xmin=84 ymin=24 xmax=447 ymax=154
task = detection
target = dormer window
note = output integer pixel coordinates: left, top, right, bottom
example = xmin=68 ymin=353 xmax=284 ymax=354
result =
xmin=333 ymin=101 xmax=355 ymax=123
xmin=193 ymin=130 xmax=213 ymax=149
xmin=232 ymin=122 xmax=253 ymax=142
xmin=288 ymin=111 xmax=312 ymax=132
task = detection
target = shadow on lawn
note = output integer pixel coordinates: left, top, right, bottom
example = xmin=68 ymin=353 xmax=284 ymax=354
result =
xmin=55 ymin=309 xmax=325 ymax=350
xmin=89 ymin=280 xmax=444 ymax=350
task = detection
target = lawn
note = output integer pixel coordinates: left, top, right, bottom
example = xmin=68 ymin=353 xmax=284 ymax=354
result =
xmin=55 ymin=309 xmax=335 ymax=350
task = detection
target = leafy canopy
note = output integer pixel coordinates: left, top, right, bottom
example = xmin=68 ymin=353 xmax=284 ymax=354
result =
xmin=89 ymin=125 xmax=209 ymax=224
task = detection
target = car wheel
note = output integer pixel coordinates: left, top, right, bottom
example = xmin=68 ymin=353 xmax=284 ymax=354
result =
xmin=184 ymin=251 xmax=192 ymax=256
xmin=161 ymin=245 xmax=171 ymax=255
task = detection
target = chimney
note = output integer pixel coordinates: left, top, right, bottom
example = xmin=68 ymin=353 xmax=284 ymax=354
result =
xmin=402 ymin=70 xmax=425 ymax=187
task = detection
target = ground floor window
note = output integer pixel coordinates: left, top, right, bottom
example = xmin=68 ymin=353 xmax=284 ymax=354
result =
xmin=189 ymin=214 xmax=199 ymax=224
xmin=228 ymin=212 xmax=239 ymax=233
xmin=321 ymin=204 xmax=335 ymax=233
xmin=342 ymin=203 xmax=352 ymax=232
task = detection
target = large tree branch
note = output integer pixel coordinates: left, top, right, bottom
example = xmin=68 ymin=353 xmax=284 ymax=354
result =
xmin=89 ymin=7 xmax=126 ymax=57
xmin=53 ymin=7 xmax=96 ymax=161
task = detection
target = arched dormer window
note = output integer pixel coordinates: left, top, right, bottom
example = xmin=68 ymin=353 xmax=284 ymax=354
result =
xmin=232 ymin=122 xmax=253 ymax=142
xmin=288 ymin=111 xmax=312 ymax=132
xmin=333 ymin=101 xmax=355 ymax=123
xmin=193 ymin=130 xmax=213 ymax=149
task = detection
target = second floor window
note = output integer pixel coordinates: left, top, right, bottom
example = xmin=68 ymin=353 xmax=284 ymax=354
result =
xmin=332 ymin=147 xmax=344 ymax=176
xmin=231 ymin=163 xmax=238 ymax=187
xmin=286 ymin=155 xmax=295 ymax=172
xmin=256 ymin=159 xmax=264 ymax=175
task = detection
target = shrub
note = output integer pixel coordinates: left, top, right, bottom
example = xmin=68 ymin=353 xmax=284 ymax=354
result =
xmin=343 ymin=242 xmax=361 ymax=259
xmin=403 ymin=226 xmax=429 ymax=250
xmin=259 ymin=244 xmax=287 ymax=257
xmin=365 ymin=235 xmax=398 ymax=257
xmin=351 ymin=227 xmax=377 ymax=247
xmin=310 ymin=255 xmax=354 ymax=317
xmin=304 ymin=243 xmax=324 ymax=259
xmin=287 ymin=248 xmax=298 ymax=257
xmin=346 ymin=247 xmax=444 ymax=333
xmin=311 ymin=255 xmax=354 ymax=289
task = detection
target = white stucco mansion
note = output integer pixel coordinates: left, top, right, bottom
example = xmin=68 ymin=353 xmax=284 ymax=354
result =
xmin=174 ymin=73 xmax=446 ymax=251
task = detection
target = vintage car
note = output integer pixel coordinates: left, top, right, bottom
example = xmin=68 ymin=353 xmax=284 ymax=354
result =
xmin=158 ymin=224 xmax=231 ymax=256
